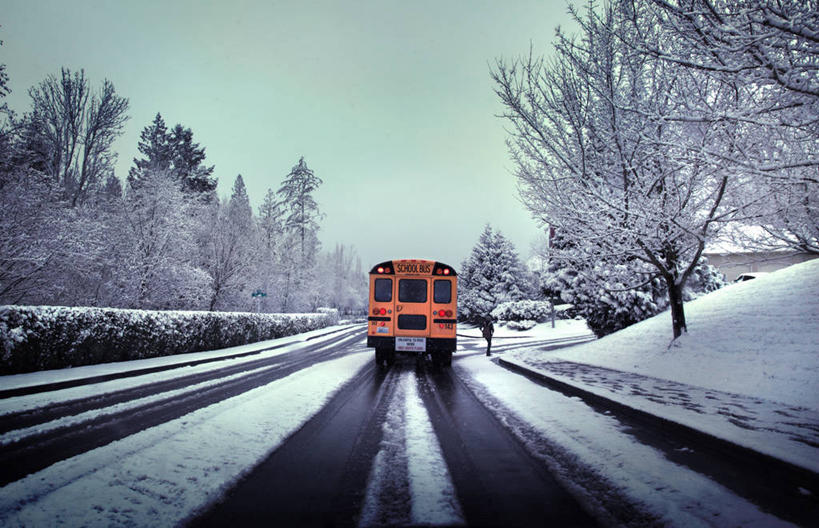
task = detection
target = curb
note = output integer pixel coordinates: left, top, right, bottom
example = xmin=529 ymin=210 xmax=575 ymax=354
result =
xmin=496 ymin=356 xmax=819 ymax=496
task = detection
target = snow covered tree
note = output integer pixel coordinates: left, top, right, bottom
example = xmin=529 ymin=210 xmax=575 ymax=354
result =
xmin=258 ymin=187 xmax=283 ymax=255
xmin=199 ymin=174 xmax=257 ymax=311
xmin=637 ymin=0 xmax=819 ymax=254
xmin=250 ymin=187 xmax=283 ymax=312
xmin=315 ymin=244 xmax=367 ymax=314
xmin=25 ymin=68 xmax=129 ymax=206
xmin=115 ymin=168 xmax=208 ymax=309
xmin=492 ymin=0 xmax=748 ymax=339
xmin=459 ymin=225 xmax=529 ymax=324
xmin=0 ymin=170 xmax=65 ymax=304
xmin=228 ymin=174 xmax=253 ymax=230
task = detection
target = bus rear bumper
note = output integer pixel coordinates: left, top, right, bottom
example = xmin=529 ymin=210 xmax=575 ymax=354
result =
xmin=366 ymin=336 xmax=457 ymax=352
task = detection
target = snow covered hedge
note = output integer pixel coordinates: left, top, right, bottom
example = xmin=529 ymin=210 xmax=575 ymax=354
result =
xmin=0 ymin=305 xmax=339 ymax=375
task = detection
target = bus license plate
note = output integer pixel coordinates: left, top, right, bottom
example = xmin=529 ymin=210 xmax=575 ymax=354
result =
xmin=396 ymin=337 xmax=426 ymax=352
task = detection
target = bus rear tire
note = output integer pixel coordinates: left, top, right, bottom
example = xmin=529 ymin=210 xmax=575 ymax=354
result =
xmin=432 ymin=351 xmax=452 ymax=368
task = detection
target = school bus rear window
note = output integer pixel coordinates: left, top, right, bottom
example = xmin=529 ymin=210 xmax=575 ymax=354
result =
xmin=434 ymin=280 xmax=451 ymax=304
xmin=399 ymin=279 xmax=427 ymax=303
xmin=374 ymin=278 xmax=392 ymax=302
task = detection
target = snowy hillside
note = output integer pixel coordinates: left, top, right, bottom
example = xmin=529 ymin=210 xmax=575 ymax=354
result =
xmin=514 ymin=259 xmax=819 ymax=410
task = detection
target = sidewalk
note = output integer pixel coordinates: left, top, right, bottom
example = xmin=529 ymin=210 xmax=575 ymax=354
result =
xmin=499 ymin=354 xmax=819 ymax=478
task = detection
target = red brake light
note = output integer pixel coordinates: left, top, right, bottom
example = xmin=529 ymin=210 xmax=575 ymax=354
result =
xmin=379 ymin=308 xmax=386 ymax=315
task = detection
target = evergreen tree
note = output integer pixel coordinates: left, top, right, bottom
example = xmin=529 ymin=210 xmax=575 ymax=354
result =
xmin=129 ymin=113 xmax=172 ymax=183
xmin=169 ymin=124 xmax=216 ymax=195
xmin=228 ymin=174 xmax=252 ymax=230
xmin=459 ymin=225 xmax=528 ymax=323
xmin=276 ymin=156 xmax=324 ymax=266
xmin=101 ymin=173 xmax=123 ymax=200
xmin=128 ymin=114 xmax=216 ymax=197
xmin=274 ymin=157 xmax=324 ymax=312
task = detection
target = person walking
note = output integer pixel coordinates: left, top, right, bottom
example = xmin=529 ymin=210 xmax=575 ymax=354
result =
xmin=481 ymin=318 xmax=495 ymax=357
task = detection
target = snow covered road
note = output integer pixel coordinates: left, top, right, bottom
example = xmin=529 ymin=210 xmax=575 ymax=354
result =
xmin=0 ymin=325 xmax=809 ymax=527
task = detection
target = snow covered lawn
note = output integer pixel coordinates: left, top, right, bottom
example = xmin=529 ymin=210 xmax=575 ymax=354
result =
xmin=504 ymin=259 xmax=819 ymax=472
xmin=514 ymin=259 xmax=818 ymax=409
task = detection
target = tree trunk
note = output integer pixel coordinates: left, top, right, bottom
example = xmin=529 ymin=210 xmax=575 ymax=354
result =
xmin=666 ymin=277 xmax=687 ymax=339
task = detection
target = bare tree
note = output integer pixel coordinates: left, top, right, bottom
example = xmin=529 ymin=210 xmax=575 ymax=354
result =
xmin=26 ymin=68 xmax=129 ymax=205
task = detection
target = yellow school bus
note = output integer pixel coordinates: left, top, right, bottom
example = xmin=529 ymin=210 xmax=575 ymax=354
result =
xmin=367 ymin=258 xmax=457 ymax=367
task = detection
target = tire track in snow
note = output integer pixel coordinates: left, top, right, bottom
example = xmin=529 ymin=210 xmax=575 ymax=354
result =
xmin=358 ymin=365 xmax=464 ymax=527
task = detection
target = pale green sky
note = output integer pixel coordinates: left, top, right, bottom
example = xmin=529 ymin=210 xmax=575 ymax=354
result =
xmin=2 ymin=0 xmax=576 ymax=268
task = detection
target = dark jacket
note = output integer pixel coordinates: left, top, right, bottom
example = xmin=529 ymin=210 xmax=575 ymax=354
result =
xmin=482 ymin=321 xmax=494 ymax=340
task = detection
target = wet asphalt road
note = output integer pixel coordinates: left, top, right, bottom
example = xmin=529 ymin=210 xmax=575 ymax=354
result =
xmin=190 ymin=355 xmax=597 ymax=528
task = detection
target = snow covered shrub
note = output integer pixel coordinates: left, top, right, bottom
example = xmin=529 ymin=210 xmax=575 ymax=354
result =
xmin=0 ymin=305 xmax=338 ymax=375
xmin=539 ymin=256 xmax=725 ymax=337
xmin=490 ymin=300 xmax=561 ymax=323
xmin=540 ymin=259 xmax=665 ymax=338
xmin=506 ymin=319 xmax=537 ymax=331
xmin=683 ymin=258 xmax=725 ymax=300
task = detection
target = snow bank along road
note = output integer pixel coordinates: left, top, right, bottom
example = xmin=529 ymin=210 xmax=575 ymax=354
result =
xmin=0 ymin=324 xmax=809 ymax=527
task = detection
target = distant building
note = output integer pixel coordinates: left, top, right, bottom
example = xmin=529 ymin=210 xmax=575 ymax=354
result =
xmin=703 ymin=224 xmax=818 ymax=281
xmin=703 ymin=249 xmax=817 ymax=282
